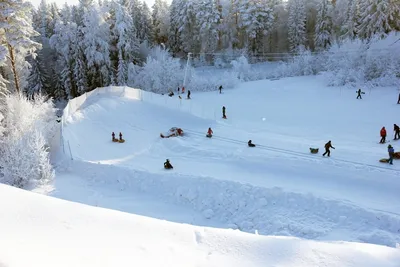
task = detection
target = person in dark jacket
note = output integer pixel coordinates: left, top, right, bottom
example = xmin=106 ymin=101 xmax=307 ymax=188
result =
xmin=187 ymin=90 xmax=191 ymax=99
xmin=397 ymin=93 xmax=400 ymax=104
xmin=388 ymin=144 xmax=394 ymax=165
xmin=222 ymin=106 xmax=226 ymax=119
xmin=322 ymin=140 xmax=335 ymax=157
xmin=248 ymin=140 xmax=255 ymax=147
xmin=219 ymin=85 xmax=223 ymax=94
xmin=164 ymin=159 xmax=173 ymax=169
xmin=394 ymin=124 xmax=400 ymax=140
xmin=356 ymin=88 xmax=365 ymax=99
xmin=380 ymin=127 xmax=387 ymax=143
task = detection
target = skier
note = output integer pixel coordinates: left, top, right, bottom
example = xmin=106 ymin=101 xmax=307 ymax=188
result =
xmin=187 ymin=90 xmax=191 ymax=99
xmin=380 ymin=127 xmax=387 ymax=143
xmin=248 ymin=140 xmax=255 ymax=147
xmin=388 ymin=144 xmax=394 ymax=165
xmin=219 ymin=85 xmax=223 ymax=94
xmin=394 ymin=124 xmax=400 ymax=140
xmin=356 ymin=89 xmax=365 ymax=99
xmin=206 ymin=127 xmax=213 ymax=138
xmin=222 ymin=106 xmax=226 ymax=119
xmin=164 ymin=159 xmax=173 ymax=169
xmin=322 ymin=140 xmax=335 ymax=157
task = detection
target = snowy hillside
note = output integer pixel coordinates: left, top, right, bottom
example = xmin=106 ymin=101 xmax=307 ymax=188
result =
xmin=2 ymin=183 xmax=400 ymax=267
xmin=32 ymin=74 xmax=400 ymax=255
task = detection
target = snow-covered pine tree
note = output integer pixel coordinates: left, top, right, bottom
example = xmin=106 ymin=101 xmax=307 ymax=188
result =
xmin=37 ymin=0 xmax=53 ymax=38
xmin=111 ymin=0 xmax=138 ymax=86
xmin=315 ymin=0 xmax=333 ymax=50
xmin=152 ymin=0 xmax=170 ymax=45
xmin=239 ymin=0 xmax=274 ymax=53
xmin=26 ymin=56 xmax=50 ymax=96
xmin=340 ymin=0 xmax=359 ymax=40
xmin=175 ymin=0 xmax=199 ymax=53
xmin=137 ymin=2 xmax=152 ymax=43
xmin=358 ymin=0 xmax=400 ymax=40
xmin=0 ymin=0 xmax=42 ymax=93
xmin=81 ymin=3 xmax=111 ymax=89
xmin=195 ymin=0 xmax=221 ymax=53
xmin=49 ymin=20 xmax=78 ymax=98
xmin=287 ymin=0 xmax=307 ymax=52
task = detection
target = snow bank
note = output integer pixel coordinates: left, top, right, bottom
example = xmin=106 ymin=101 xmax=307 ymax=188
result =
xmin=59 ymin=160 xmax=400 ymax=248
xmin=2 ymin=183 xmax=400 ymax=267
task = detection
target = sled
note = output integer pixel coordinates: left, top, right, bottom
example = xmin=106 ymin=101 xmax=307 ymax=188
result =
xmin=310 ymin=148 xmax=319 ymax=154
xmin=379 ymin=158 xmax=390 ymax=163
xmin=118 ymin=139 xmax=125 ymax=143
xmin=112 ymin=138 xmax=119 ymax=143
xmin=206 ymin=134 xmax=212 ymax=138
xmin=394 ymin=152 xmax=400 ymax=159
xmin=248 ymin=143 xmax=256 ymax=147
xmin=160 ymin=127 xmax=184 ymax=138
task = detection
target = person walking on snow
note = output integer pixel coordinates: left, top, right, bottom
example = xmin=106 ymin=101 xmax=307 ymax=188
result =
xmin=394 ymin=124 xmax=400 ymax=140
xmin=206 ymin=127 xmax=213 ymax=137
xmin=397 ymin=92 xmax=400 ymax=104
xmin=219 ymin=85 xmax=223 ymax=94
xmin=356 ymin=89 xmax=364 ymax=99
xmin=322 ymin=140 xmax=335 ymax=157
xmin=222 ymin=106 xmax=226 ymax=119
xmin=187 ymin=90 xmax=191 ymax=99
xmin=380 ymin=127 xmax=387 ymax=143
xmin=388 ymin=144 xmax=394 ymax=165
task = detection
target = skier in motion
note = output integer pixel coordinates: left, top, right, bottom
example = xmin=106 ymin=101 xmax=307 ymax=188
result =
xmin=322 ymin=140 xmax=335 ymax=157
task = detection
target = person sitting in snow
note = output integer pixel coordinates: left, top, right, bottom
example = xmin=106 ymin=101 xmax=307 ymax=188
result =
xmin=322 ymin=140 xmax=335 ymax=157
xmin=394 ymin=124 xmax=400 ymax=140
xmin=164 ymin=159 xmax=173 ymax=169
xmin=380 ymin=127 xmax=387 ymax=143
xmin=206 ymin=127 xmax=213 ymax=138
xmin=388 ymin=144 xmax=394 ymax=165
xmin=248 ymin=140 xmax=255 ymax=147
xmin=168 ymin=90 xmax=174 ymax=97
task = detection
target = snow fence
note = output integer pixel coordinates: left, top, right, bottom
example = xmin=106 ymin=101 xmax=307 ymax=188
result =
xmin=60 ymin=86 xmax=220 ymax=159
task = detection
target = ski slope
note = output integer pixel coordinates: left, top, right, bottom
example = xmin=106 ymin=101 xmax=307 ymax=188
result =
xmin=3 ymin=183 xmax=400 ymax=267
xmin=35 ymin=75 xmax=400 ymax=263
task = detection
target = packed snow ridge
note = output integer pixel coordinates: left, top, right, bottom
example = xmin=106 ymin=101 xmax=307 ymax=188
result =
xmin=54 ymin=76 xmax=400 ymax=250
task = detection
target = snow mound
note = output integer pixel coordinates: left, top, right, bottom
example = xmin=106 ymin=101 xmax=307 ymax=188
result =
xmin=1 ymin=183 xmax=400 ymax=267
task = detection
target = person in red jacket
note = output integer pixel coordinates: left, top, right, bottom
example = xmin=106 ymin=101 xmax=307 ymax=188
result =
xmin=206 ymin=127 xmax=213 ymax=138
xmin=380 ymin=127 xmax=387 ymax=143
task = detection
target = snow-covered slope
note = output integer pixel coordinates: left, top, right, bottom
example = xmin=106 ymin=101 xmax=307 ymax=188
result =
xmin=2 ymin=184 xmax=400 ymax=267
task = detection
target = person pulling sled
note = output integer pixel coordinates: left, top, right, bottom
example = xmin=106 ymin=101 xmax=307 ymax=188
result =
xmin=248 ymin=140 xmax=255 ymax=147
xmin=322 ymin=141 xmax=335 ymax=157
xmin=356 ymin=89 xmax=365 ymax=99
xmin=206 ymin=127 xmax=213 ymax=138
xmin=164 ymin=159 xmax=173 ymax=169
xmin=388 ymin=144 xmax=394 ymax=165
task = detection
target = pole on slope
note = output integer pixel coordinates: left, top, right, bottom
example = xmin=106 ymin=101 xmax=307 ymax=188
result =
xmin=68 ymin=140 xmax=73 ymax=160
xmin=183 ymin=52 xmax=192 ymax=87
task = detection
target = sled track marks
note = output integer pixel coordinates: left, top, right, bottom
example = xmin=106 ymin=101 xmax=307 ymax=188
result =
xmin=185 ymin=130 xmax=400 ymax=174
xmin=64 ymin=160 xmax=400 ymax=248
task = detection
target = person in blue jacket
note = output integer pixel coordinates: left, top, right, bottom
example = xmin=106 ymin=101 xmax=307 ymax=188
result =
xmin=388 ymin=144 xmax=394 ymax=165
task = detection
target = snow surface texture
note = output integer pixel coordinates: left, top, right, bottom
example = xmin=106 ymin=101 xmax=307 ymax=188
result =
xmin=3 ymin=184 xmax=400 ymax=267
xmin=35 ymin=75 xmax=400 ymax=265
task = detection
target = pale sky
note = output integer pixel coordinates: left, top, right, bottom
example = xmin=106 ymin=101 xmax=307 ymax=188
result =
xmin=29 ymin=0 xmax=160 ymax=9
